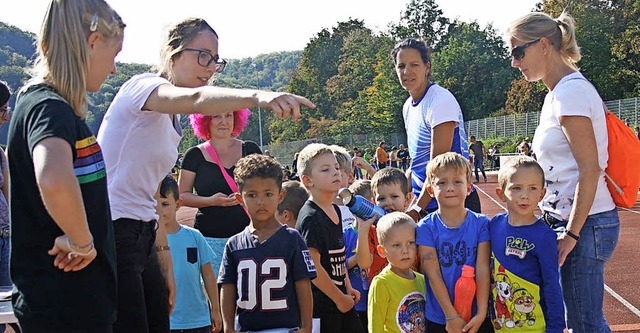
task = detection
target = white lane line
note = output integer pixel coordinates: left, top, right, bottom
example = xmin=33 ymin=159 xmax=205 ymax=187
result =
xmin=605 ymin=284 xmax=640 ymax=318
xmin=618 ymin=206 xmax=640 ymax=215
xmin=474 ymin=185 xmax=506 ymax=211
xmin=477 ymin=184 xmax=640 ymax=319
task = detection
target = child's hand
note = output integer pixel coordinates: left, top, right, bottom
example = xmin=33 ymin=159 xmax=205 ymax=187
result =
xmin=296 ymin=327 xmax=311 ymax=333
xmin=210 ymin=309 xmax=223 ymax=332
xmin=352 ymin=156 xmax=368 ymax=168
xmin=356 ymin=215 xmax=376 ymax=233
xmin=445 ymin=316 xmax=467 ymax=333
xmin=462 ymin=314 xmax=485 ymax=333
xmin=348 ymin=286 xmax=361 ymax=304
xmin=335 ymin=293 xmax=355 ymax=313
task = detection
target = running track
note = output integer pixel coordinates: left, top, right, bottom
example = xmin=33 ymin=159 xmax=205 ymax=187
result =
xmin=176 ymin=173 xmax=640 ymax=332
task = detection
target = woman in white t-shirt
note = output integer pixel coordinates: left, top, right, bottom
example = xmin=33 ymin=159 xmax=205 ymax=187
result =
xmin=391 ymin=38 xmax=478 ymax=221
xmin=97 ymin=18 xmax=314 ymax=333
xmin=507 ymin=12 xmax=620 ymax=333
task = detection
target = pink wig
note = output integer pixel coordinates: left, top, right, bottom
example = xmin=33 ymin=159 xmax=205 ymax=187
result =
xmin=189 ymin=109 xmax=251 ymax=140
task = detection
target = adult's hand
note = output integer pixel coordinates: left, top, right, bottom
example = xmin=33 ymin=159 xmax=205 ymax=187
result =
xmin=256 ymin=91 xmax=315 ymax=121
xmin=557 ymin=233 xmax=577 ymax=266
xmin=209 ymin=192 xmax=240 ymax=207
xmin=48 ymin=234 xmax=96 ymax=272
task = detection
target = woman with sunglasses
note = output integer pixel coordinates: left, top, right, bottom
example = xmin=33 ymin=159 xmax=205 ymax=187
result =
xmin=97 ymin=18 xmax=314 ymax=333
xmin=507 ymin=12 xmax=619 ymax=333
xmin=391 ymin=39 xmax=481 ymax=222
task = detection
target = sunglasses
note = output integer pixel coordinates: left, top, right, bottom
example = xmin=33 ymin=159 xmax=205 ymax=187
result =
xmin=510 ymin=38 xmax=541 ymax=61
xmin=181 ymin=48 xmax=227 ymax=73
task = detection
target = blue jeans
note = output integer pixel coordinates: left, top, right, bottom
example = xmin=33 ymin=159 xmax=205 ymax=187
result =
xmin=560 ymin=208 xmax=620 ymax=333
xmin=204 ymin=237 xmax=229 ymax=275
xmin=473 ymin=156 xmax=486 ymax=182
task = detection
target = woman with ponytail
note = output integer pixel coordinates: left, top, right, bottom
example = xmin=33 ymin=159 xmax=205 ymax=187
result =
xmin=507 ymin=12 xmax=620 ymax=333
xmin=7 ymin=0 xmax=124 ymax=332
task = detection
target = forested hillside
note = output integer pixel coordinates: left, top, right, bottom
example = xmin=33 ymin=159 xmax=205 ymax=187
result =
xmin=1 ymin=0 xmax=638 ymax=146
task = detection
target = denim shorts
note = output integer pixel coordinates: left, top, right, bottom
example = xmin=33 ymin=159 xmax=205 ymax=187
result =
xmin=555 ymin=208 xmax=620 ymax=333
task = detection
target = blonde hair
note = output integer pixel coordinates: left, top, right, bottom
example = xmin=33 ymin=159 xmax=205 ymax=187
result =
xmin=376 ymin=212 xmax=414 ymax=246
xmin=497 ymin=155 xmax=545 ymax=190
xmin=426 ymin=152 xmax=473 ymax=185
xmin=156 ymin=18 xmax=218 ymax=83
xmin=296 ymin=143 xmax=334 ymax=178
xmin=329 ymin=145 xmax=353 ymax=174
xmin=30 ymin=0 xmax=124 ymax=118
xmin=507 ymin=11 xmax=581 ymax=70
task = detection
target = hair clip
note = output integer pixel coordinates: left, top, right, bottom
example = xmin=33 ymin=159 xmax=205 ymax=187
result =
xmin=90 ymin=14 xmax=99 ymax=32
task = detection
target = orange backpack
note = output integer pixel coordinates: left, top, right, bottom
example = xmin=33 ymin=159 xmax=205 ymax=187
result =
xmin=603 ymin=110 xmax=640 ymax=208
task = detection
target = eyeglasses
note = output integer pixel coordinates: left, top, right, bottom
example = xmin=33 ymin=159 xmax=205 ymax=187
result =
xmin=510 ymin=38 xmax=541 ymax=61
xmin=181 ymin=48 xmax=227 ymax=72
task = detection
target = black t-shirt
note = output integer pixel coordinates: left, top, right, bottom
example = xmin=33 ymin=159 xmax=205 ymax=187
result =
xmin=7 ymin=84 xmax=117 ymax=328
xmin=397 ymin=149 xmax=409 ymax=160
xmin=470 ymin=140 xmax=485 ymax=157
xmin=181 ymin=142 xmax=261 ymax=238
xmin=295 ymin=200 xmax=347 ymax=316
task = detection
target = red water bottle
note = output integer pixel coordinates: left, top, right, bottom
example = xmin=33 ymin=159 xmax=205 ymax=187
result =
xmin=454 ymin=265 xmax=476 ymax=322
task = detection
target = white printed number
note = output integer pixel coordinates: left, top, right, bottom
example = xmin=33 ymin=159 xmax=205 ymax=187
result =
xmin=237 ymin=258 xmax=288 ymax=311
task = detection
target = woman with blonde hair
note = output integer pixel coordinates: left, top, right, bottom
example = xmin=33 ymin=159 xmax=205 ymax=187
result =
xmin=96 ymin=17 xmax=314 ymax=333
xmin=7 ymin=0 xmax=124 ymax=332
xmin=507 ymin=12 xmax=620 ymax=333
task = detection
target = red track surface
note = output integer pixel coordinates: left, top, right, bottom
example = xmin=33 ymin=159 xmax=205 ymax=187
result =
xmin=176 ymin=172 xmax=640 ymax=332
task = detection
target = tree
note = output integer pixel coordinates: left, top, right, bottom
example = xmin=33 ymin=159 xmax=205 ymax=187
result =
xmin=432 ymin=21 xmax=516 ymax=120
xmin=389 ymin=0 xmax=450 ymax=48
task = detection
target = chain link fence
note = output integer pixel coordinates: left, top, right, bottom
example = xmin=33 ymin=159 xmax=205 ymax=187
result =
xmin=263 ymin=132 xmax=408 ymax=166
xmin=465 ymin=97 xmax=639 ymax=139
xmin=252 ymin=97 xmax=638 ymax=164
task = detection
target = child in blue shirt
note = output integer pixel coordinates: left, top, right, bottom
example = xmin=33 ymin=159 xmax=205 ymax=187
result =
xmin=342 ymin=180 xmax=376 ymax=329
xmin=158 ymin=176 xmax=222 ymax=332
xmin=491 ymin=155 xmax=565 ymax=332
xmin=416 ymin=152 xmax=492 ymax=333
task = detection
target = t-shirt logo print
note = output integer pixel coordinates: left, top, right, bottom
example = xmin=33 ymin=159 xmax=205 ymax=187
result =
xmin=302 ymin=250 xmax=316 ymax=272
xmin=504 ymin=236 xmax=535 ymax=259
xmin=396 ymin=292 xmax=426 ymax=333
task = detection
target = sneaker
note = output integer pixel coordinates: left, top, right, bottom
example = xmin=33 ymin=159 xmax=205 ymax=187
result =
xmin=473 ymin=180 xmax=479 ymax=184
xmin=484 ymin=178 xmax=488 ymax=182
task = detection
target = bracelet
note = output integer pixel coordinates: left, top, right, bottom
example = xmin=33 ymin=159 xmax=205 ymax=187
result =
xmin=565 ymin=230 xmax=580 ymax=241
xmin=67 ymin=237 xmax=94 ymax=252
xmin=445 ymin=314 xmax=460 ymax=321
xmin=156 ymin=245 xmax=171 ymax=252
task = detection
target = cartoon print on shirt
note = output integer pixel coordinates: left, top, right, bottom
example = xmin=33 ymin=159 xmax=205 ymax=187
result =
xmin=493 ymin=265 xmax=515 ymax=330
xmin=511 ymin=285 xmax=536 ymax=327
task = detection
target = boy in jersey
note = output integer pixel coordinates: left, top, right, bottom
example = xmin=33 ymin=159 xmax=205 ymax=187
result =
xmin=219 ymin=155 xmax=316 ymax=333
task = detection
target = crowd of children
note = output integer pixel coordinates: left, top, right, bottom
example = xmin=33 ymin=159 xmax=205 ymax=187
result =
xmin=158 ymin=142 xmax=566 ymax=333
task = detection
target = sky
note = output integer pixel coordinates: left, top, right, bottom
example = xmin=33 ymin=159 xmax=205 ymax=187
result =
xmin=0 ymin=0 xmax=539 ymax=65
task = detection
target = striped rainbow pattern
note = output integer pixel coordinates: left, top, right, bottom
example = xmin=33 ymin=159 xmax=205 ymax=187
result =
xmin=74 ymin=135 xmax=106 ymax=184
